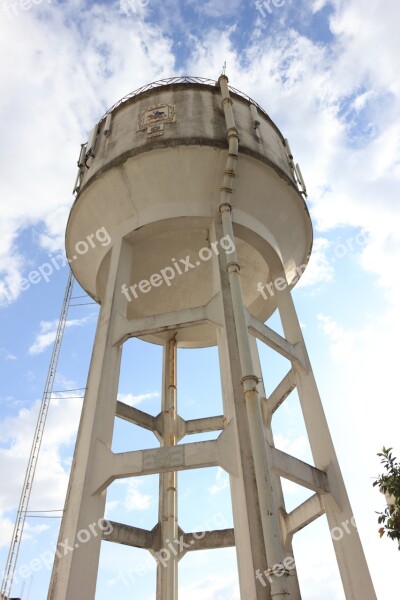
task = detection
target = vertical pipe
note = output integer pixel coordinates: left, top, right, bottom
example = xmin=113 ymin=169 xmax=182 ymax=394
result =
xmin=157 ymin=336 xmax=178 ymax=600
xmin=212 ymin=220 xmax=269 ymax=600
xmin=249 ymin=335 xmax=302 ymax=600
xmin=217 ymin=75 xmax=291 ymax=599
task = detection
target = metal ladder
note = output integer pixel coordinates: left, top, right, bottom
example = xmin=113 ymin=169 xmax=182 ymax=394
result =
xmin=1 ymin=271 xmax=74 ymax=599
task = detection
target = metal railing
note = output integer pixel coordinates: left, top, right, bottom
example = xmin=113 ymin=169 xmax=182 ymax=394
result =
xmin=99 ymin=76 xmax=269 ymax=123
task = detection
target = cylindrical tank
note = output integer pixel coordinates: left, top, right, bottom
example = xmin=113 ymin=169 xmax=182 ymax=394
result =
xmin=66 ymin=77 xmax=312 ymax=347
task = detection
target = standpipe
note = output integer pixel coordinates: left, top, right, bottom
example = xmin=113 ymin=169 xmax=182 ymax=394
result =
xmin=158 ymin=336 xmax=178 ymax=599
xmin=218 ymin=74 xmax=291 ymax=599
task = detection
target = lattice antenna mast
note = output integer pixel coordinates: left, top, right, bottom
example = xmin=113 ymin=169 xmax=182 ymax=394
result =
xmin=1 ymin=271 xmax=74 ymax=598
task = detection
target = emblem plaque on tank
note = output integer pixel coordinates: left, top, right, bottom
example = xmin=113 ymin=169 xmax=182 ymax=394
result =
xmin=137 ymin=103 xmax=176 ymax=139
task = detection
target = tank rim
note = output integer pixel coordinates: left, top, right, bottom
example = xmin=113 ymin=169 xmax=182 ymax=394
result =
xmin=98 ymin=76 xmax=285 ymax=142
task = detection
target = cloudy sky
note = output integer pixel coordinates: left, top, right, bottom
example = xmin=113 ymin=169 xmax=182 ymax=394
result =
xmin=0 ymin=0 xmax=399 ymax=598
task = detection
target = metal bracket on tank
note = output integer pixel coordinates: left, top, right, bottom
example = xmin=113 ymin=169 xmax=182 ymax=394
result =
xmin=73 ymin=142 xmax=88 ymax=194
xmin=284 ymin=138 xmax=308 ymax=197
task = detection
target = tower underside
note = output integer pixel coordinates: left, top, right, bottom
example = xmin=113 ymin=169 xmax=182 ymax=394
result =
xmin=49 ymin=76 xmax=376 ymax=599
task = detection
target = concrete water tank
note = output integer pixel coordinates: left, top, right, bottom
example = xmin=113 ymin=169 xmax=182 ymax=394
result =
xmin=50 ymin=76 xmax=376 ymax=600
xmin=66 ymin=76 xmax=312 ymax=347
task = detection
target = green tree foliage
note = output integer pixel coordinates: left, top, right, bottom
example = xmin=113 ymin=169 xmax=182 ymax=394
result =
xmin=373 ymin=447 xmax=400 ymax=549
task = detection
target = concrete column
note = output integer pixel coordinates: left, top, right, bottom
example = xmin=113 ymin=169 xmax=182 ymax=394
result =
xmin=216 ymin=326 xmax=268 ymax=600
xmin=212 ymin=219 xmax=291 ymax=600
xmin=274 ymin=270 xmax=376 ymax=600
xmin=48 ymin=238 xmax=133 ymax=600
xmin=218 ymin=211 xmax=292 ymax=600
xmin=157 ymin=337 xmax=178 ymax=600
xmin=249 ymin=334 xmax=302 ymax=600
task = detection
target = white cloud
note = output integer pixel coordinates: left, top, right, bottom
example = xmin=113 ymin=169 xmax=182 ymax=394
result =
xmin=208 ymin=467 xmax=229 ymax=495
xmin=105 ymin=500 xmax=121 ymax=515
xmin=297 ymin=238 xmax=334 ymax=290
xmin=1 ymin=1 xmax=400 ymax=597
xmin=117 ymin=392 xmax=160 ymax=406
xmin=0 ymin=348 xmax=17 ymax=360
xmin=312 ymin=0 xmax=330 ymax=13
xmin=0 ymin=392 xmax=82 ymax=548
xmin=26 ymin=523 xmax=50 ymax=534
xmin=0 ymin=254 xmax=25 ymax=306
xmin=316 ymin=303 xmax=400 ymax=592
xmin=28 ymin=320 xmax=59 ymax=355
xmin=317 ymin=309 xmax=400 ymax=427
xmin=187 ymin=0 xmax=243 ymax=18
xmin=178 ymin=574 xmax=240 ymax=600
xmin=317 ymin=314 xmax=358 ymax=362
xmin=28 ymin=315 xmax=94 ymax=355
xmin=183 ymin=2 xmax=400 ymax=316
xmin=0 ymin=2 xmax=176 ymax=306
xmin=274 ymin=434 xmax=309 ymax=459
xmin=317 ymin=314 xmax=362 ymax=364
xmin=0 ymin=514 xmax=14 ymax=551
xmin=123 ymin=480 xmax=152 ymax=511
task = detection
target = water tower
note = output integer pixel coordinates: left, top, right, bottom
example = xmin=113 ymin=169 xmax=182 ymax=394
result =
xmin=48 ymin=75 xmax=376 ymax=599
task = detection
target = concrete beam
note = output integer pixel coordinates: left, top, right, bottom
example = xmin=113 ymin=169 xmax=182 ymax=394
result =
xmin=175 ymin=414 xmax=226 ymax=442
xmin=116 ymin=401 xmax=159 ymax=435
xmin=271 ymin=447 xmax=330 ymax=494
xmin=285 ymin=494 xmax=325 ymax=537
xmin=91 ymin=420 xmax=238 ymax=494
xmin=104 ymin=523 xmax=236 ymax=559
xmin=113 ymin=294 xmax=222 ymax=346
xmin=182 ymin=528 xmax=235 ymax=553
xmin=247 ymin=313 xmax=306 ymax=369
xmin=103 ymin=521 xmax=156 ymax=550
xmin=116 ymin=410 xmax=226 ymax=444
xmin=265 ymin=369 xmax=296 ymax=417
xmin=184 ymin=415 xmax=226 ymax=435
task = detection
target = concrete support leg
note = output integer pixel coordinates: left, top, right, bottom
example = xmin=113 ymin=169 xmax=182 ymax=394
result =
xmin=217 ymin=327 xmax=268 ymax=600
xmin=156 ymin=337 xmax=178 ymax=600
xmin=212 ymin=219 xmax=290 ymax=600
xmin=275 ymin=276 xmax=376 ymax=600
xmin=249 ymin=334 xmax=302 ymax=600
xmin=47 ymin=238 xmax=133 ymax=600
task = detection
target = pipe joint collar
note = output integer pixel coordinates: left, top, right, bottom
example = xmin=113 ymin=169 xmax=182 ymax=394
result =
xmin=227 ymin=127 xmax=239 ymax=137
xmin=219 ymin=202 xmax=232 ymax=213
xmin=241 ymin=374 xmax=259 ymax=392
xmin=218 ymin=74 xmax=229 ymax=85
xmin=227 ymin=262 xmax=240 ymax=274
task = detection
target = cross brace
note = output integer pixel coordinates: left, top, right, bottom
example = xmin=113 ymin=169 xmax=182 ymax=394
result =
xmin=102 ymin=521 xmax=235 ymax=556
xmin=91 ymin=420 xmax=237 ymax=494
xmin=271 ymin=447 xmax=330 ymax=494
xmin=115 ymin=400 xmax=226 ymax=442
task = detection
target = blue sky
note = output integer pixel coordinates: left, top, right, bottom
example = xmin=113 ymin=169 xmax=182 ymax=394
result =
xmin=1 ymin=0 xmax=399 ymax=598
